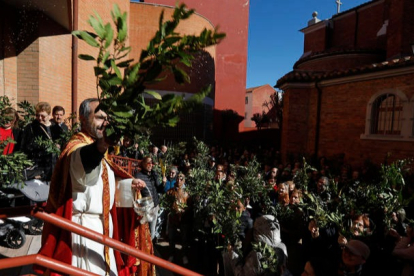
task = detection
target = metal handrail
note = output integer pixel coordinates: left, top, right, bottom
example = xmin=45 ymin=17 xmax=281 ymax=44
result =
xmin=109 ymin=154 xmax=141 ymax=175
xmin=0 ymin=205 xmax=202 ymax=276
xmin=0 ymin=254 xmax=99 ymax=276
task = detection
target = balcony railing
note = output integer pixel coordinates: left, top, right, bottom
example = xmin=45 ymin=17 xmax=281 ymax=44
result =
xmin=0 ymin=205 xmax=201 ymax=276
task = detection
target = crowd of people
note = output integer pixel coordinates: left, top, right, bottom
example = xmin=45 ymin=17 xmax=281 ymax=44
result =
xmin=118 ymin=141 xmax=414 ymax=276
xmin=0 ymin=102 xmax=69 ymax=181
xmin=1 ymin=98 xmax=414 ymax=276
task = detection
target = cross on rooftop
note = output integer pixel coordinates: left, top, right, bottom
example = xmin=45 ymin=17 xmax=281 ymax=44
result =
xmin=336 ymin=0 xmax=342 ymax=14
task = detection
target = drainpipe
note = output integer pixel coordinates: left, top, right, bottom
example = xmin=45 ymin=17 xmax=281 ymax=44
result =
xmin=71 ymin=0 xmax=78 ymax=122
xmin=314 ymin=81 xmax=322 ymax=159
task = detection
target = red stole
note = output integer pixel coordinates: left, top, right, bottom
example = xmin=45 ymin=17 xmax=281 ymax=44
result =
xmin=35 ymin=132 xmax=133 ymax=275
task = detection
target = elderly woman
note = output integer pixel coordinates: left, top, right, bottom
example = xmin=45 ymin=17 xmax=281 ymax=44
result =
xmin=163 ymin=166 xmax=178 ymax=193
xmin=21 ymin=102 xmax=58 ymax=181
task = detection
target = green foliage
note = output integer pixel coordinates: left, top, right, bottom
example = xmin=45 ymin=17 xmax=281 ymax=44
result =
xmin=0 ymin=96 xmax=34 ymax=186
xmin=55 ymin=113 xmax=80 ymax=148
xmin=293 ymin=158 xmax=412 ymax=236
xmin=0 ymin=138 xmax=33 ymax=187
xmin=207 ymin=180 xmax=243 ymax=245
xmin=34 ymin=137 xmax=61 ymax=156
xmin=304 ymin=191 xmax=344 ymax=229
xmin=184 ymin=138 xmax=243 ymax=244
xmin=380 ymin=159 xmax=410 ymax=190
xmin=163 ymin=141 xmax=187 ymax=170
xmin=274 ymin=203 xmax=295 ymax=223
xmin=0 ymin=96 xmax=14 ymax=128
xmin=160 ymin=191 xmax=187 ymax=215
xmin=234 ymin=157 xmax=273 ymax=210
xmin=73 ymin=3 xmax=225 ymax=142
xmin=293 ymin=158 xmax=316 ymax=191
xmin=251 ymin=112 xmax=270 ymax=130
xmin=133 ymin=132 xmax=152 ymax=156
xmin=186 ymin=137 xmax=215 ymax=211
xmin=252 ymin=241 xmax=280 ymax=275
xmin=262 ymin=91 xmax=284 ymax=127
xmin=17 ymin=100 xmax=35 ymax=128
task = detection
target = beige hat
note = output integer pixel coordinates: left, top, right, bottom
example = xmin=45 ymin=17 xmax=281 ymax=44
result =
xmin=345 ymin=240 xmax=370 ymax=260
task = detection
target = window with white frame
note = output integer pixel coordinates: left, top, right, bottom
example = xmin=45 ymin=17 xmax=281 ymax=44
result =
xmin=370 ymin=94 xmax=403 ymax=135
xmin=361 ymin=90 xmax=412 ymax=141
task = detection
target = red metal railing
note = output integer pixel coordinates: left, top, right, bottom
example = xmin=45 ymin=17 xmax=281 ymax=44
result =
xmin=109 ymin=155 xmax=141 ymax=175
xmin=0 ymin=205 xmax=202 ymax=276
xmin=1 ymin=254 xmax=98 ymax=276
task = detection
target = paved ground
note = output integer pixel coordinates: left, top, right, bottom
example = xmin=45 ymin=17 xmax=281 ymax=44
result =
xmin=0 ymin=234 xmax=41 ymax=276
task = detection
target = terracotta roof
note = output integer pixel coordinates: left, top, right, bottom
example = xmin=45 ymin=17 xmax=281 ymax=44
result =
xmin=294 ymin=48 xmax=385 ymax=69
xmin=276 ymin=55 xmax=414 ymax=88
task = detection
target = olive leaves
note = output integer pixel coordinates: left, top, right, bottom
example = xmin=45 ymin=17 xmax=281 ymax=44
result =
xmin=73 ymin=3 xmax=225 ymax=141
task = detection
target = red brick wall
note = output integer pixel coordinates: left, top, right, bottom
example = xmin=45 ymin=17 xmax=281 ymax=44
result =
xmin=304 ymin=27 xmax=327 ymax=53
xmin=282 ymin=72 xmax=414 ymax=167
xmin=356 ymin=2 xmax=384 ymax=49
xmin=245 ymin=85 xmax=275 ymax=128
xmin=281 ymin=86 xmax=314 ymax=162
xmin=331 ymin=13 xmax=357 ymax=49
xmin=129 ymin=3 xmax=215 ymax=94
xmin=0 ymin=3 xmax=18 ymax=103
xmin=386 ymin=0 xmax=404 ymax=59
xmin=143 ymin=0 xmax=249 ymax=135
xmin=17 ymin=39 xmax=40 ymax=104
xmin=401 ymin=0 xmax=414 ymax=57
xmin=317 ymin=74 xmax=414 ymax=167
xmin=1 ymin=5 xmax=72 ymax=112
xmin=252 ymin=85 xmax=275 ymax=116
xmin=36 ymin=13 xmax=72 ymax=114
xmin=76 ymin=0 xmax=130 ymax=106
xmin=304 ymin=1 xmax=386 ymax=54
xmin=39 ymin=34 xmax=72 ymax=115
xmin=282 ymin=0 xmax=414 ymax=167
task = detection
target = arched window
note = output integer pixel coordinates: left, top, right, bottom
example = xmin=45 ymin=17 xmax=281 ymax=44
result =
xmin=370 ymin=94 xmax=403 ymax=135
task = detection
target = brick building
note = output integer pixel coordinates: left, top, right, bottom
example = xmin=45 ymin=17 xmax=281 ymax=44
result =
xmin=276 ymin=0 xmax=414 ymax=167
xmin=0 ymin=0 xmax=249 ymax=143
xmin=245 ymin=84 xmax=278 ymax=129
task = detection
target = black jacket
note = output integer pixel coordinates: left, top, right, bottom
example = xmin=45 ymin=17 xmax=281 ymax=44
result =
xmin=20 ymin=120 xmax=58 ymax=181
xmin=134 ymin=170 xmax=162 ymax=207
xmin=50 ymin=122 xmax=69 ymax=141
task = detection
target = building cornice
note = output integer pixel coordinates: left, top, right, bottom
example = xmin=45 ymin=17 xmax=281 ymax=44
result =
xmin=319 ymin=65 xmax=414 ymax=87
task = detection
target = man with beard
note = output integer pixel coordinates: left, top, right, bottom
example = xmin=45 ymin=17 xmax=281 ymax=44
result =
xmin=36 ymin=98 xmax=149 ymax=276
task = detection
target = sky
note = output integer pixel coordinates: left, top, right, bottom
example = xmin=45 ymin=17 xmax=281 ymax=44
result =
xmin=246 ymin=0 xmax=370 ymax=89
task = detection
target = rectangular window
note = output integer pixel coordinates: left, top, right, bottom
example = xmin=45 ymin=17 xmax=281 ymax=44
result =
xmin=245 ymin=97 xmax=248 ymax=104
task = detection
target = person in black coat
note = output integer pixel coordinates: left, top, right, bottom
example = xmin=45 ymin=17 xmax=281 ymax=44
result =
xmin=134 ymin=155 xmax=163 ymax=240
xmin=50 ymin=105 xmax=69 ymax=142
xmin=21 ymin=102 xmax=59 ymax=181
